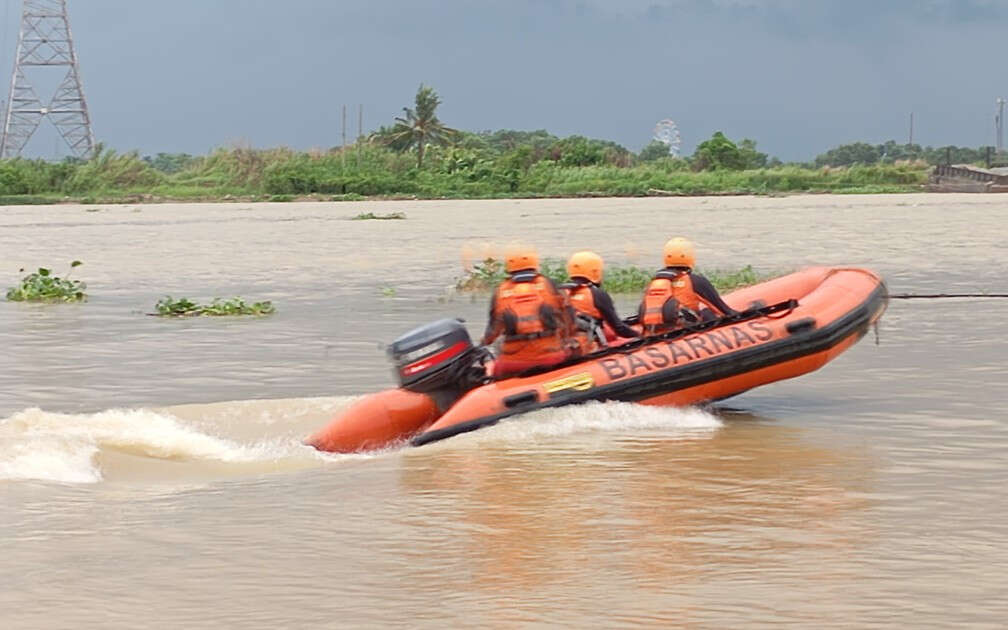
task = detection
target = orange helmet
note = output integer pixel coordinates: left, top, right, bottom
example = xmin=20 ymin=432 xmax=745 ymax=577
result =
xmin=505 ymin=246 xmax=539 ymax=273
xmin=663 ymin=237 xmax=695 ymax=269
xmin=567 ymin=250 xmax=604 ymax=284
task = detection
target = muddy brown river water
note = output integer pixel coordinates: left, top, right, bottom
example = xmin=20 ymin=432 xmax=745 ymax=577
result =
xmin=2 ymin=194 xmax=1007 ymax=628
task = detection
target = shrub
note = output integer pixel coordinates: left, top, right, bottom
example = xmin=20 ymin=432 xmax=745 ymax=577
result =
xmin=63 ymin=145 xmax=163 ymax=193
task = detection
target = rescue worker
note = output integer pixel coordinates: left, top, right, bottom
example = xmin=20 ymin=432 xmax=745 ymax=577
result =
xmin=482 ymin=246 xmax=575 ymax=378
xmin=563 ymin=251 xmax=640 ymax=352
xmin=639 ymin=237 xmax=739 ymax=334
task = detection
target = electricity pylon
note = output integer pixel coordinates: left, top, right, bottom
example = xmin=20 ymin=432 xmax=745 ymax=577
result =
xmin=1 ymin=0 xmax=94 ymax=159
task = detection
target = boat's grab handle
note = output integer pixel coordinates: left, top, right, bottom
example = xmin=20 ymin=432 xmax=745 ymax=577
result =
xmin=785 ymin=316 xmax=816 ymax=335
xmin=503 ymin=390 xmax=539 ymax=409
xmin=614 ymin=299 xmax=800 ymax=354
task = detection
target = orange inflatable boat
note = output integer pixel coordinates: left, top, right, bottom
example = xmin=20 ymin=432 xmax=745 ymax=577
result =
xmin=307 ymin=267 xmax=888 ymax=452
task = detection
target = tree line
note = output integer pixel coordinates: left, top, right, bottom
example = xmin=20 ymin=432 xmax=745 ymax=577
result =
xmin=812 ymin=140 xmax=1001 ymax=168
xmin=1 ymin=83 xmax=993 ymax=201
xmin=362 ymin=85 xmax=1000 ymax=171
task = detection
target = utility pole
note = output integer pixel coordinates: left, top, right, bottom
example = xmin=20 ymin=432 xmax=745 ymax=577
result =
xmin=908 ymin=112 xmax=914 ymax=146
xmin=1 ymin=0 xmax=94 ymax=158
xmin=357 ymin=103 xmax=362 ymax=168
xmin=997 ymin=98 xmax=1005 ymax=154
xmin=341 ymin=104 xmax=346 ymax=169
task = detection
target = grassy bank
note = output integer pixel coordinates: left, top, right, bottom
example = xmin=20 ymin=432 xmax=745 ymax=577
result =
xmin=456 ymin=258 xmax=774 ymax=294
xmin=0 ymin=144 xmax=929 ymax=205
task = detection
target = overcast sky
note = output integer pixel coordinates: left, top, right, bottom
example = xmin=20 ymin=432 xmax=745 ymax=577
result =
xmin=3 ymin=0 xmax=1006 ymax=160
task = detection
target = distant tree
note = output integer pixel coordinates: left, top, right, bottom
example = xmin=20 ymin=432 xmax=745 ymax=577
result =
xmin=815 ymin=140 xmax=996 ymax=167
xmin=737 ymin=138 xmax=768 ymax=169
xmin=693 ymin=131 xmax=745 ymax=171
xmin=481 ymin=129 xmax=558 ymax=153
xmin=639 ymin=140 xmax=671 ymax=161
xmin=922 ymin=144 xmax=989 ymax=165
xmin=548 ymin=135 xmax=632 ymax=167
xmin=549 ymin=135 xmax=606 ymax=166
xmin=143 ymin=152 xmax=197 ymax=174
xmin=814 ymin=142 xmax=881 ymax=167
xmin=878 ymin=140 xmax=924 ymax=163
xmin=500 ymin=145 xmax=536 ymax=172
xmin=369 ymin=124 xmax=414 ymax=152
xmin=379 ymin=84 xmax=457 ymax=168
xmin=454 ymin=131 xmax=492 ymax=152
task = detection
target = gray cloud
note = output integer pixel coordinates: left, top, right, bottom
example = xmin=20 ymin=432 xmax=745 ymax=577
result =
xmin=1 ymin=0 xmax=1005 ymax=161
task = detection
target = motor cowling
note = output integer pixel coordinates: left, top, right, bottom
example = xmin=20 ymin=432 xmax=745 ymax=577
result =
xmin=388 ymin=318 xmax=482 ymax=393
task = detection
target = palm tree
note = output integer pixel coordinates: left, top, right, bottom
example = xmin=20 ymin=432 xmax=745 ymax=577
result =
xmin=384 ymin=84 xmax=457 ymax=168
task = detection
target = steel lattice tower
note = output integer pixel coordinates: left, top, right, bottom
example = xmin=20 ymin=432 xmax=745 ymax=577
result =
xmin=1 ymin=0 xmax=94 ymax=158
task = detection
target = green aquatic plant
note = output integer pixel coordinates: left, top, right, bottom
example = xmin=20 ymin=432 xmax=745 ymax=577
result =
xmin=6 ymin=261 xmax=87 ymax=302
xmin=702 ymin=265 xmax=766 ymax=292
xmin=455 ymin=256 xmax=652 ymax=293
xmin=455 ymin=258 xmax=774 ymax=294
xmin=455 ymin=257 xmax=507 ymax=291
xmin=350 ymin=211 xmax=407 ymax=220
xmin=599 ymin=265 xmax=654 ymax=293
xmin=154 ymin=296 xmax=276 ymax=317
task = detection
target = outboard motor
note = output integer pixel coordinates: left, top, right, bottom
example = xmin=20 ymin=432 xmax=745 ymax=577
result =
xmin=307 ymin=319 xmax=490 ymax=453
xmin=388 ymin=318 xmax=489 ymax=407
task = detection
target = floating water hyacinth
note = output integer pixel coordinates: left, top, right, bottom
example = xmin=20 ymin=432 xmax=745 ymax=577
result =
xmin=154 ymin=296 xmax=275 ymax=317
xmin=454 ymin=257 xmax=772 ymax=293
xmin=6 ymin=261 xmax=87 ymax=302
xmin=350 ymin=211 xmax=407 ymax=220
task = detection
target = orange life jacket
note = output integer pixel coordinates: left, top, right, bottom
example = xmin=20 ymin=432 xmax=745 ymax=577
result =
xmin=491 ymin=274 xmax=572 ymax=359
xmin=566 ymin=283 xmax=602 ymax=321
xmin=564 ymin=283 xmax=605 ymax=352
xmin=640 ymin=270 xmax=701 ymax=332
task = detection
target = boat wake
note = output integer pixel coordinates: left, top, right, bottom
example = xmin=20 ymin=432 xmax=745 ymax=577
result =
xmin=422 ymin=401 xmax=723 ymax=450
xmin=0 ymin=398 xmax=357 ymax=485
xmin=1 ymin=398 xmax=722 ymax=484
xmin=0 ymin=407 xmax=244 ymax=483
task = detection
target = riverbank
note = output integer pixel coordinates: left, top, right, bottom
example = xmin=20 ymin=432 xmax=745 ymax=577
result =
xmin=0 ymin=146 xmax=929 ymax=205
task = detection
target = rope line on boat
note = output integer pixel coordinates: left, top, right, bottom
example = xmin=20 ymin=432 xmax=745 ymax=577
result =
xmin=511 ymin=299 xmax=800 ymax=378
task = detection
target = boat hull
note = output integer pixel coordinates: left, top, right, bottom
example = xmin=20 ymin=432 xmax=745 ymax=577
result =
xmin=309 ymin=267 xmax=888 ymax=452
xmin=305 ymin=389 xmax=438 ymax=453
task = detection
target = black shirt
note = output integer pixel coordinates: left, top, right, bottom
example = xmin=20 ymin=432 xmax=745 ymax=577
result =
xmin=571 ymin=280 xmax=641 ymax=338
xmin=685 ymin=271 xmax=738 ymax=316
